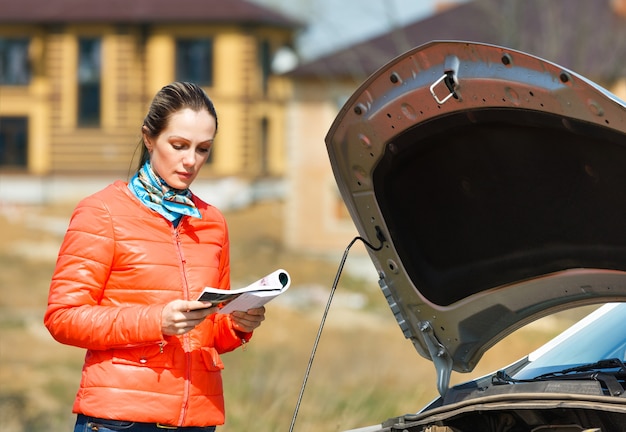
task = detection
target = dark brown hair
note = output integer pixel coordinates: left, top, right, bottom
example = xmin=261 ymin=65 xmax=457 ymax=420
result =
xmin=135 ymin=82 xmax=218 ymax=171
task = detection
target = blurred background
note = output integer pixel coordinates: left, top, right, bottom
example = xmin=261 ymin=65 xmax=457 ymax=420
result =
xmin=1 ymin=0 xmax=625 ymax=430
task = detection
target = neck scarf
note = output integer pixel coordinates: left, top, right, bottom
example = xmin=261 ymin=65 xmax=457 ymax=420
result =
xmin=129 ymin=161 xmax=201 ymax=223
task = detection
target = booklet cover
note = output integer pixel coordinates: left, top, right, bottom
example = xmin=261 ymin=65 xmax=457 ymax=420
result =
xmin=197 ymin=269 xmax=291 ymax=314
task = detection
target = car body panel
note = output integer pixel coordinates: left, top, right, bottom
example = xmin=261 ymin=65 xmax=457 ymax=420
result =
xmin=324 ymin=40 xmax=626 ymax=395
xmin=341 ymin=303 xmax=626 ymax=431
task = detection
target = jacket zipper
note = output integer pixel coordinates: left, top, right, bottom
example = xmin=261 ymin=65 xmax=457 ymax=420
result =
xmin=174 ymin=223 xmax=192 ymax=426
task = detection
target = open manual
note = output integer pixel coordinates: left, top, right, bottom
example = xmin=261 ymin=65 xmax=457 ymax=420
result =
xmin=197 ymin=269 xmax=291 ymax=314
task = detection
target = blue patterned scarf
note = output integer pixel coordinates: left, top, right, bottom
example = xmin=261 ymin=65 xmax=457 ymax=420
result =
xmin=129 ymin=161 xmax=201 ymax=224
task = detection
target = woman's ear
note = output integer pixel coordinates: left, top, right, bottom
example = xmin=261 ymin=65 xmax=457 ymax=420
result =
xmin=142 ymin=126 xmax=153 ymax=153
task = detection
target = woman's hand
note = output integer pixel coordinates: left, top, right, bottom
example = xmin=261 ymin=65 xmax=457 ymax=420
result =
xmin=161 ymin=300 xmax=217 ymax=336
xmin=230 ymin=306 xmax=266 ymax=333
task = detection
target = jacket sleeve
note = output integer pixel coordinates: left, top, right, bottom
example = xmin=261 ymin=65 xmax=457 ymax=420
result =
xmin=44 ymin=197 xmax=164 ymax=350
xmin=208 ymin=313 xmax=252 ymax=354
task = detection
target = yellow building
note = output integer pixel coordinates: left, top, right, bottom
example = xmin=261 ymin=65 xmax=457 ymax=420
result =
xmin=0 ymin=0 xmax=299 ymax=179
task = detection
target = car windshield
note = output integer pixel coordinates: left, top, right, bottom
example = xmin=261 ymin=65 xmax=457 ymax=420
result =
xmin=513 ymin=303 xmax=626 ymax=380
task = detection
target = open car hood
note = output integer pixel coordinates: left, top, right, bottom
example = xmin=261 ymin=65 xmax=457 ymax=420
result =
xmin=325 ymin=41 xmax=626 ymax=395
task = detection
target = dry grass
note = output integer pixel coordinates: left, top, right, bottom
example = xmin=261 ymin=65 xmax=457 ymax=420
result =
xmin=0 ymin=199 xmax=587 ymax=431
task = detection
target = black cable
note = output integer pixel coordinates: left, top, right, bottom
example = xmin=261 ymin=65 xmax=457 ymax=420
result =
xmin=288 ymin=234 xmax=384 ymax=432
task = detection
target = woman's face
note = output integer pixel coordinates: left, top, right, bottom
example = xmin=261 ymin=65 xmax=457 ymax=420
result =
xmin=144 ymin=108 xmax=216 ymax=189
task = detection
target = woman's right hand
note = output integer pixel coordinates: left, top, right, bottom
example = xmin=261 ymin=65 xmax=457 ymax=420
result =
xmin=161 ymin=300 xmax=217 ymax=336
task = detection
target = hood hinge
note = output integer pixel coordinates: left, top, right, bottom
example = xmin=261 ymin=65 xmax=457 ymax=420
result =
xmin=419 ymin=320 xmax=453 ymax=397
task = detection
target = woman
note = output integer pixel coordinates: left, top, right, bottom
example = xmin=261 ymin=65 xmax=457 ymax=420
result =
xmin=44 ymin=82 xmax=265 ymax=431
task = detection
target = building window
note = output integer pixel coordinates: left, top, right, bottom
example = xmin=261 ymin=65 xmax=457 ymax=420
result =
xmin=0 ymin=117 xmax=28 ymax=168
xmin=259 ymin=117 xmax=269 ymax=175
xmin=176 ymin=39 xmax=213 ymax=86
xmin=77 ymin=38 xmax=101 ymax=126
xmin=0 ymin=38 xmax=31 ymax=85
xmin=259 ymin=40 xmax=272 ymax=94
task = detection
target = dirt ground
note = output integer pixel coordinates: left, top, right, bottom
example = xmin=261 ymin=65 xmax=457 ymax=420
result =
xmin=0 ymin=199 xmax=391 ymax=430
xmin=0 ymin=198 xmax=591 ymax=431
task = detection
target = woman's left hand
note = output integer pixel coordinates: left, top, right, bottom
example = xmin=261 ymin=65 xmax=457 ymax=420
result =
xmin=230 ymin=306 xmax=266 ymax=333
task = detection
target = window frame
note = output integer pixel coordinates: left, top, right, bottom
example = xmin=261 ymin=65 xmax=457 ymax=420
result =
xmin=0 ymin=37 xmax=31 ymax=86
xmin=175 ymin=38 xmax=214 ymax=87
xmin=0 ymin=116 xmax=29 ymax=169
xmin=77 ymin=37 xmax=102 ymax=127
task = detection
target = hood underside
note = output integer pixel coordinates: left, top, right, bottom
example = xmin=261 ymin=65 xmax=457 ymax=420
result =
xmin=325 ymin=41 xmax=626 ymax=394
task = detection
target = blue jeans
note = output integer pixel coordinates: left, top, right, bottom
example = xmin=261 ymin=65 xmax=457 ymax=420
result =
xmin=74 ymin=414 xmax=216 ymax=432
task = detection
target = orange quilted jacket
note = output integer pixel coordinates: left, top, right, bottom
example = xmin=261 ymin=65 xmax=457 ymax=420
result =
xmin=44 ymin=180 xmax=251 ymax=427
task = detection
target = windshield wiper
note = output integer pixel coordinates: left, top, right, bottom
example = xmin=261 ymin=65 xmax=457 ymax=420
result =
xmin=530 ymin=358 xmax=626 ymax=397
xmin=534 ymin=358 xmax=626 ymax=379
xmin=492 ymin=358 xmax=626 ymax=397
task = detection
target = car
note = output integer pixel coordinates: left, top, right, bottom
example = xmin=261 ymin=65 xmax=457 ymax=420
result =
xmin=324 ymin=40 xmax=626 ymax=431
